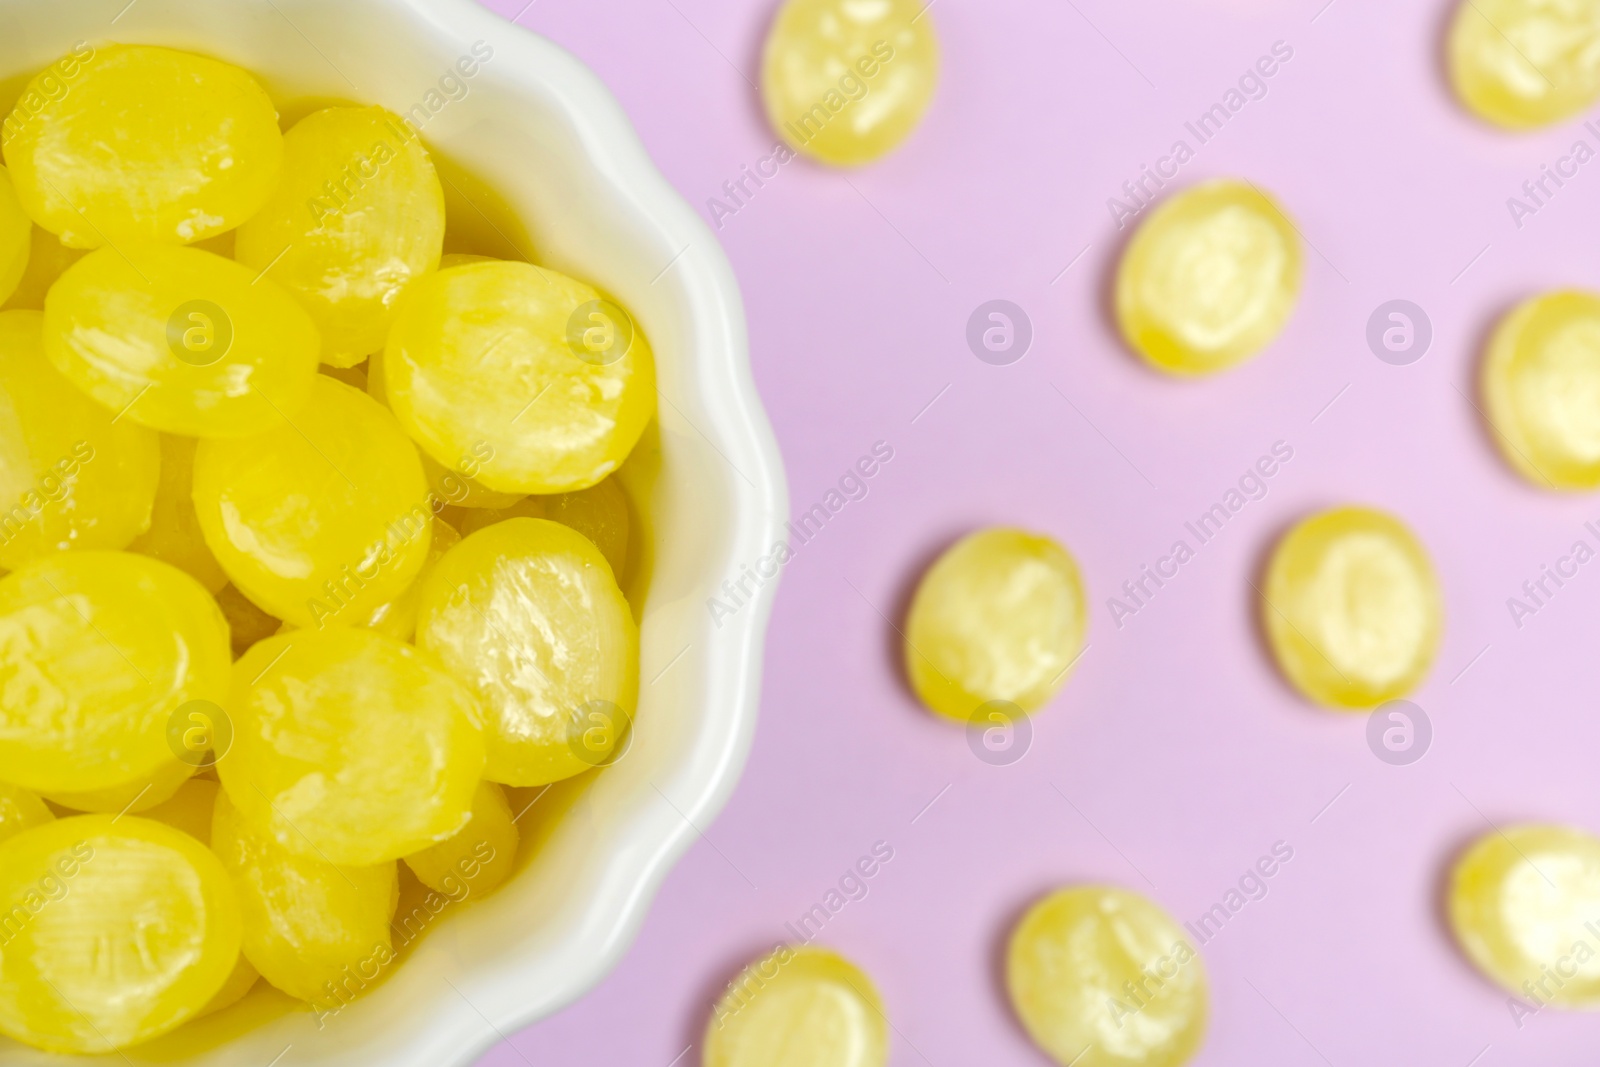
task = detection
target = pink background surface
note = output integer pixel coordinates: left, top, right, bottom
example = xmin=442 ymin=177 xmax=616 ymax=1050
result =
xmin=471 ymin=0 xmax=1600 ymax=1063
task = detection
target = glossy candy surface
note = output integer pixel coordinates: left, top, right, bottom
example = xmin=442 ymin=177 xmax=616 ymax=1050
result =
xmin=704 ymin=946 xmax=888 ymax=1067
xmin=2 ymin=225 xmax=85 ymax=311
xmin=1262 ymin=506 xmax=1442 ymax=710
xmin=128 ymin=434 xmax=228 ymax=592
xmin=43 ymin=244 xmax=320 ymax=437
xmin=0 ymin=815 xmax=241 ymax=1053
xmin=236 ymin=106 xmax=445 ymax=367
xmin=0 ymin=552 xmax=230 ymax=794
xmin=403 ymin=779 xmax=519 ymax=897
xmin=222 ymin=627 xmax=485 ymax=865
xmin=1116 ymin=180 xmax=1301 ymax=376
xmin=2 ymin=44 xmax=283 ymax=247
xmin=417 ymin=517 xmax=638 ymax=787
xmin=193 ymin=376 xmax=431 ymax=629
xmin=383 ymin=261 xmax=655 ymax=494
xmin=211 ymin=788 xmax=397 ymax=1006
xmin=1482 ymin=291 xmax=1600 ymax=490
xmin=762 ymin=0 xmax=939 ymax=166
xmin=457 ymin=477 xmax=631 ymax=580
xmin=1449 ymin=0 xmax=1600 ymax=128
xmin=1007 ymin=886 xmax=1208 ymax=1067
xmin=904 ymin=527 xmax=1087 ymax=722
xmin=0 ymin=309 xmax=160 ymax=569
xmin=1450 ymin=824 xmax=1600 ymax=1005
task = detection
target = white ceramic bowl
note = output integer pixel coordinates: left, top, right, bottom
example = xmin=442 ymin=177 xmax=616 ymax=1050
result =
xmin=0 ymin=2 xmax=786 ymax=1063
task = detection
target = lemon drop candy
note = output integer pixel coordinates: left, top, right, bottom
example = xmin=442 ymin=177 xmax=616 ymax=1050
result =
xmin=417 ymin=518 xmax=638 ymax=787
xmin=0 ymin=309 xmax=160 ymax=569
xmin=0 ymin=551 xmax=230 ymax=795
xmin=762 ymin=0 xmax=939 ymax=166
xmin=44 ymin=244 xmax=320 ymax=437
xmin=903 ymin=527 xmax=1087 ymax=723
xmin=457 ymin=478 xmax=631 ymax=578
xmin=1116 ymin=179 xmax=1302 ymax=376
xmin=2 ymin=44 xmax=282 ymax=247
xmin=1482 ymin=291 xmax=1600 ymax=489
xmin=41 ymin=757 xmax=195 ymax=816
xmin=0 ymin=815 xmax=242 ymax=1054
xmin=211 ymin=788 xmax=397 ymax=1006
xmin=0 ymin=781 xmax=51 ymax=844
xmin=1262 ymin=506 xmax=1442 ymax=710
xmin=1449 ymin=0 xmax=1600 ymax=128
xmin=1450 ymin=824 xmax=1600 ymax=1005
xmin=216 ymin=583 xmax=282 ymax=658
xmin=222 ymin=627 xmax=485 ymax=866
xmin=0 ymin=168 xmax=30 ymax=304
xmin=236 ymin=106 xmax=446 ymax=367
xmin=705 ymin=946 xmax=888 ymax=1067
xmin=143 ymin=777 xmax=221 ymax=844
xmin=128 ymin=435 xmax=228 ymax=592
xmin=403 ymin=780 xmax=519 ymax=897
xmin=384 ymin=260 xmax=655 ymax=494
xmin=193 ymin=376 xmax=431 ymax=629
xmin=1008 ymin=886 xmax=1207 ymax=1067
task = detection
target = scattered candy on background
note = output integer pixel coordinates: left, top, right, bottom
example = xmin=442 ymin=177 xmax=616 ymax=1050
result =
xmin=469 ymin=0 xmax=1600 ymax=1063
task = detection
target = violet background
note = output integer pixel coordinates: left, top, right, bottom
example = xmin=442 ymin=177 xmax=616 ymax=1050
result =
xmin=469 ymin=0 xmax=1600 ymax=1063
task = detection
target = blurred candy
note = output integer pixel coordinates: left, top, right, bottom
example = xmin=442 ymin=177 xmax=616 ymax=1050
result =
xmin=128 ymin=434 xmax=229 ymax=593
xmin=403 ymin=779 xmax=518 ymax=897
xmin=1483 ymin=290 xmax=1600 ymax=490
xmin=763 ymin=0 xmax=939 ymax=166
xmin=1007 ymin=886 xmax=1208 ymax=1067
xmin=1116 ymin=179 xmax=1301 ymax=376
xmin=1262 ymin=506 xmax=1442 ymax=709
xmin=904 ymin=527 xmax=1087 ymax=722
xmin=704 ymin=946 xmax=887 ymax=1067
xmin=1449 ymin=0 xmax=1600 ymax=128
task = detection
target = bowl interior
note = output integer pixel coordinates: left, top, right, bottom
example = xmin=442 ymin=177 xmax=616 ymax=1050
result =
xmin=0 ymin=1 xmax=784 ymax=1063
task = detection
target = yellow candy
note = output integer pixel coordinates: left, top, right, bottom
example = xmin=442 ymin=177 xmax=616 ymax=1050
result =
xmin=0 ymin=781 xmax=51 ymax=844
xmin=1007 ymin=886 xmax=1208 ymax=1067
xmin=362 ymin=517 xmax=460 ymax=641
xmin=1449 ymin=0 xmax=1600 ymax=128
xmin=142 ymin=777 xmax=221 ymax=844
xmin=0 ymin=167 xmax=30 ymax=304
xmin=197 ymin=955 xmax=259 ymax=1018
xmin=43 ymin=244 xmax=321 ymax=437
xmin=2 ymin=225 xmax=85 ymax=311
xmin=383 ymin=261 xmax=655 ymax=494
xmin=1450 ymin=824 xmax=1600 ymax=1005
xmin=193 ymin=376 xmax=432 ymax=629
xmin=366 ymin=348 xmax=518 ymax=508
xmin=0 ymin=309 xmax=160 ymax=569
xmin=0 ymin=551 xmax=230 ymax=794
xmin=1262 ymin=506 xmax=1442 ymax=710
xmin=903 ymin=527 xmax=1087 ymax=722
xmin=762 ymin=0 xmax=940 ymax=166
xmin=128 ymin=434 xmax=229 ymax=592
xmin=1482 ymin=290 xmax=1600 ymax=490
xmin=2 ymin=44 xmax=283 ymax=248
xmin=705 ymin=946 xmax=887 ymax=1067
xmin=0 ymin=815 xmax=241 ymax=1053
xmin=402 ymin=779 xmax=518 ymax=897
xmin=41 ymin=757 xmax=194 ymax=815
xmin=417 ymin=518 xmax=638 ymax=787
xmin=454 ymin=495 xmax=544 ymax=537
xmin=215 ymin=582 xmax=281 ymax=659
xmin=210 ymin=788 xmax=397 ymax=1007
xmin=222 ymin=627 xmax=485 ymax=865
xmin=236 ymin=106 xmax=445 ymax=367
xmin=1116 ymin=179 xmax=1301 ymax=376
